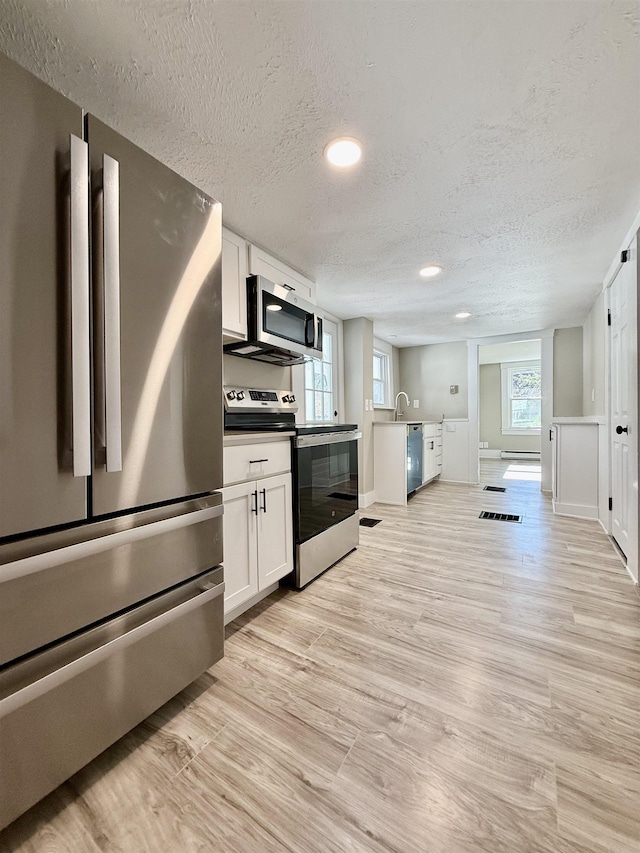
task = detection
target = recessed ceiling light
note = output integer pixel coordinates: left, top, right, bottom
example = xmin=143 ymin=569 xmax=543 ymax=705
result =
xmin=455 ymin=311 xmax=471 ymax=319
xmin=419 ymin=265 xmax=442 ymax=278
xmin=388 ymin=334 xmax=397 ymax=338
xmin=324 ymin=137 xmax=362 ymax=168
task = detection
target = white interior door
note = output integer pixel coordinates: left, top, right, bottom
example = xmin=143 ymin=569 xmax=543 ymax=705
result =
xmin=609 ymin=241 xmax=638 ymax=581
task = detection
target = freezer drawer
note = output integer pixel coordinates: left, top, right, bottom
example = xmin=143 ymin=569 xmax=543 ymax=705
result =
xmin=0 ymin=494 xmax=223 ymax=668
xmin=0 ymin=567 xmax=224 ymax=831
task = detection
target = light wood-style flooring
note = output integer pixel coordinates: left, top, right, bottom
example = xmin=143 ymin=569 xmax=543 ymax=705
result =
xmin=2 ymin=462 xmax=640 ymax=852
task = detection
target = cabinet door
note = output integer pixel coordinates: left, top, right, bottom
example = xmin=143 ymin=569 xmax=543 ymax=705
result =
xmin=222 ymin=228 xmax=248 ymax=339
xmin=222 ymin=481 xmax=259 ymax=614
xmin=248 ymin=244 xmax=316 ymax=303
xmin=257 ymin=473 xmax=293 ymax=587
xmin=423 ymin=438 xmax=437 ymax=482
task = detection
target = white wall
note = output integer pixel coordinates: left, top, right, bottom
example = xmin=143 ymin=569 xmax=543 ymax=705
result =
xmin=399 ymin=341 xmax=468 ymax=420
xmin=223 ymin=354 xmax=291 ymax=390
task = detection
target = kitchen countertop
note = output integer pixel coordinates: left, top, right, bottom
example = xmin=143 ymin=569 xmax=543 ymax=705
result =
xmin=223 ymin=431 xmax=294 ymax=447
xmin=552 ymin=416 xmax=606 ymax=425
xmin=373 ymin=420 xmax=442 ymax=426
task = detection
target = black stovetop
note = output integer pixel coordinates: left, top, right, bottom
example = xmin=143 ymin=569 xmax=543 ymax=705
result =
xmin=224 ymin=411 xmax=357 ymax=435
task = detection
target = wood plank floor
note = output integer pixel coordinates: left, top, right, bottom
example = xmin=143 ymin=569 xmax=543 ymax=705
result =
xmin=2 ymin=462 xmax=640 ymax=852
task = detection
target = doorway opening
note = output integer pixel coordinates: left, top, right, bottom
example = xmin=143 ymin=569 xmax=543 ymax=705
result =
xmin=477 ymin=339 xmax=542 ymax=486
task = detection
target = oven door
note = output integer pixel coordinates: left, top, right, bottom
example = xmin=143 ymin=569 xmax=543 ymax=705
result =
xmin=295 ymin=432 xmax=360 ymax=543
xmin=250 ymin=276 xmax=321 ymax=358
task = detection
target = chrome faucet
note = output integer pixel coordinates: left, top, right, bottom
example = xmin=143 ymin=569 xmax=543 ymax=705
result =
xmin=394 ymin=391 xmax=410 ymax=421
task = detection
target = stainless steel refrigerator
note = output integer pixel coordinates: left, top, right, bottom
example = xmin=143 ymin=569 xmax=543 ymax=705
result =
xmin=0 ymin=54 xmax=224 ymax=829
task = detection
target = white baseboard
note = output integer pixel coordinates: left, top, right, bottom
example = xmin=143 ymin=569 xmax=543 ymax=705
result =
xmin=500 ymin=451 xmax=541 ymax=460
xmin=479 ymin=449 xmax=501 ymax=458
xmin=439 ymin=479 xmax=478 ymax=486
xmin=552 ymin=500 xmax=599 ymax=520
xmin=359 ymin=491 xmax=376 ymax=508
xmin=625 ymin=562 xmax=638 ymax=585
xmin=224 ymin=582 xmax=279 ymax=626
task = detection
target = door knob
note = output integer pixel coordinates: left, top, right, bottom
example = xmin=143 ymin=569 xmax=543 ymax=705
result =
xmin=616 ymin=425 xmax=628 ymax=434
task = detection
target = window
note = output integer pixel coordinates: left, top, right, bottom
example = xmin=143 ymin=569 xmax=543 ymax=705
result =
xmin=501 ymin=361 xmax=541 ymax=434
xmin=305 ymin=331 xmax=334 ymax=422
xmin=373 ymin=350 xmax=390 ymax=407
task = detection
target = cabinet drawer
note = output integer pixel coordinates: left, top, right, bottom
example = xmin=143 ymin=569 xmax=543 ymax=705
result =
xmin=224 ymin=441 xmax=291 ymax=485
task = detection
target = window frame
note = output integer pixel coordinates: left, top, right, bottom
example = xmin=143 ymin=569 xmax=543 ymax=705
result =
xmin=501 ymin=360 xmax=542 ymax=435
xmin=373 ymin=348 xmax=391 ymax=409
xmin=303 ymin=325 xmax=336 ymax=424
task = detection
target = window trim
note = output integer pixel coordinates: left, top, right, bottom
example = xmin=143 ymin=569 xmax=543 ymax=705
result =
xmin=501 ymin=360 xmax=541 ymax=435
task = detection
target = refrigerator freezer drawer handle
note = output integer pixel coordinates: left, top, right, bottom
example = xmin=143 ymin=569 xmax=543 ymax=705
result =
xmin=0 ymin=580 xmax=225 ymax=718
xmin=0 ymin=502 xmax=224 ymax=583
xmin=103 ymin=154 xmax=123 ymax=473
xmin=70 ymin=134 xmax=91 ymax=477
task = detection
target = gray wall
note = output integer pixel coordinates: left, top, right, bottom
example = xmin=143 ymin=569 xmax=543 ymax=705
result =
xmin=344 ymin=317 xmax=375 ymax=500
xmin=582 ymin=293 xmax=606 ymax=416
xmin=479 ymin=364 xmax=541 ymax=452
xmin=553 ymin=327 xmax=583 ymax=416
xmin=399 ymin=341 xmax=468 ymax=420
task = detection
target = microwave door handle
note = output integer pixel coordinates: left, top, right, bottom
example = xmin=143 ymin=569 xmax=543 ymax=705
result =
xmin=102 ymin=154 xmax=123 ymax=472
xmin=69 ymin=134 xmax=91 ymax=477
xmin=315 ymin=316 xmax=323 ymax=351
xmin=305 ymin=315 xmax=315 ymax=348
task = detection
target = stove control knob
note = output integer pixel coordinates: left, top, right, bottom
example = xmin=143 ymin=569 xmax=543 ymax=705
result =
xmin=282 ymin=394 xmax=290 ymax=403
xmin=236 ymin=391 xmax=245 ymax=401
xmin=289 ymin=394 xmax=296 ymax=403
xmin=227 ymin=390 xmax=237 ymax=400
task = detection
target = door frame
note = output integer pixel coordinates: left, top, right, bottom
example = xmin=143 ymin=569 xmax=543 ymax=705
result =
xmin=604 ymin=236 xmax=638 ymax=583
xmin=467 ymin=329 xmax=554 ymax=490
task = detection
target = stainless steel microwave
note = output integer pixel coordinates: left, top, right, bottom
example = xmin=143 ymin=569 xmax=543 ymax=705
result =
xmin=224 ymin=275 xmax=323 ymax=365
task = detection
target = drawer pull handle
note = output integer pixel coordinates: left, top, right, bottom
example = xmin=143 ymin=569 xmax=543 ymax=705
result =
xmin=249 ymin=458 xmax=269 ymax=464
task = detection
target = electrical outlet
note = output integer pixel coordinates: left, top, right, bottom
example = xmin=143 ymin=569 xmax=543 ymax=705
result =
xmin=413 ymin=400 xmax=419 ymax=408
xmin=591 ymin=389 xmax=595 ymax=403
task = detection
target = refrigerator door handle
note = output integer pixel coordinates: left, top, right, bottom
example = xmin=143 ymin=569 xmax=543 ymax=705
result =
xmin=70 ymin=134 xmax=91 ymax=478
xmin=102 ymin=154 xmax=123 ymax=473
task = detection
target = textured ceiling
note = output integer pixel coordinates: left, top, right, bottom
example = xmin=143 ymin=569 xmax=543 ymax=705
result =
xmin=1 ymin=0 xmax=639 ymax=345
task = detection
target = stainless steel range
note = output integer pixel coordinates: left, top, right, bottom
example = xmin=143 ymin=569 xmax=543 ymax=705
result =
xmin=225 ymin=387 xmax=361 ymax=587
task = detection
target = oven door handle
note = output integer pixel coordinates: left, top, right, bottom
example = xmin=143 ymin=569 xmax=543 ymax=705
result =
xmin=295 ymin=431 xmax=362 ymax=448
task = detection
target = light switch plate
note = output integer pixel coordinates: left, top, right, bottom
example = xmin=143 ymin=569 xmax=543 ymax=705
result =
xmin=413 ymin=400 xmax=419 ymax=408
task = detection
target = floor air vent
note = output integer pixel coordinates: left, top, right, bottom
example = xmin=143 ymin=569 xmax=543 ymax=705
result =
xmin=479 ymin=511 xmax=522 ymax=523
xmin=483 ymin=485 xmax=506 ymax=492
xmin=359 ymin=517 xmax=382 ymax=527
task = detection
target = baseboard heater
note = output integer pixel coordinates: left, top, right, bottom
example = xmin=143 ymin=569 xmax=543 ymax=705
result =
xmin=500 ymin=450 xmax=541 ymax=461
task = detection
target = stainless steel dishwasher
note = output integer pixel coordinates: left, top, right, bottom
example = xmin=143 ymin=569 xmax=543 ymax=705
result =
xmin=407 ymin=423 xmax=423 ymax=494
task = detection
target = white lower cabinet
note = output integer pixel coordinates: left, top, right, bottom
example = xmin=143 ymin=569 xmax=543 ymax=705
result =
xmin=422 ymin=423 xmax=441 ymax=484
xmin=222 ymin=472 xmax=293 ymax=618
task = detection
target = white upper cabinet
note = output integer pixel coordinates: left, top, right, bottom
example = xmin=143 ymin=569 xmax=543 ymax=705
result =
xmin=248 ymin=244 xmax=316 ymax=304
xmin=222 ymin=227 xmax=248 ymax=340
